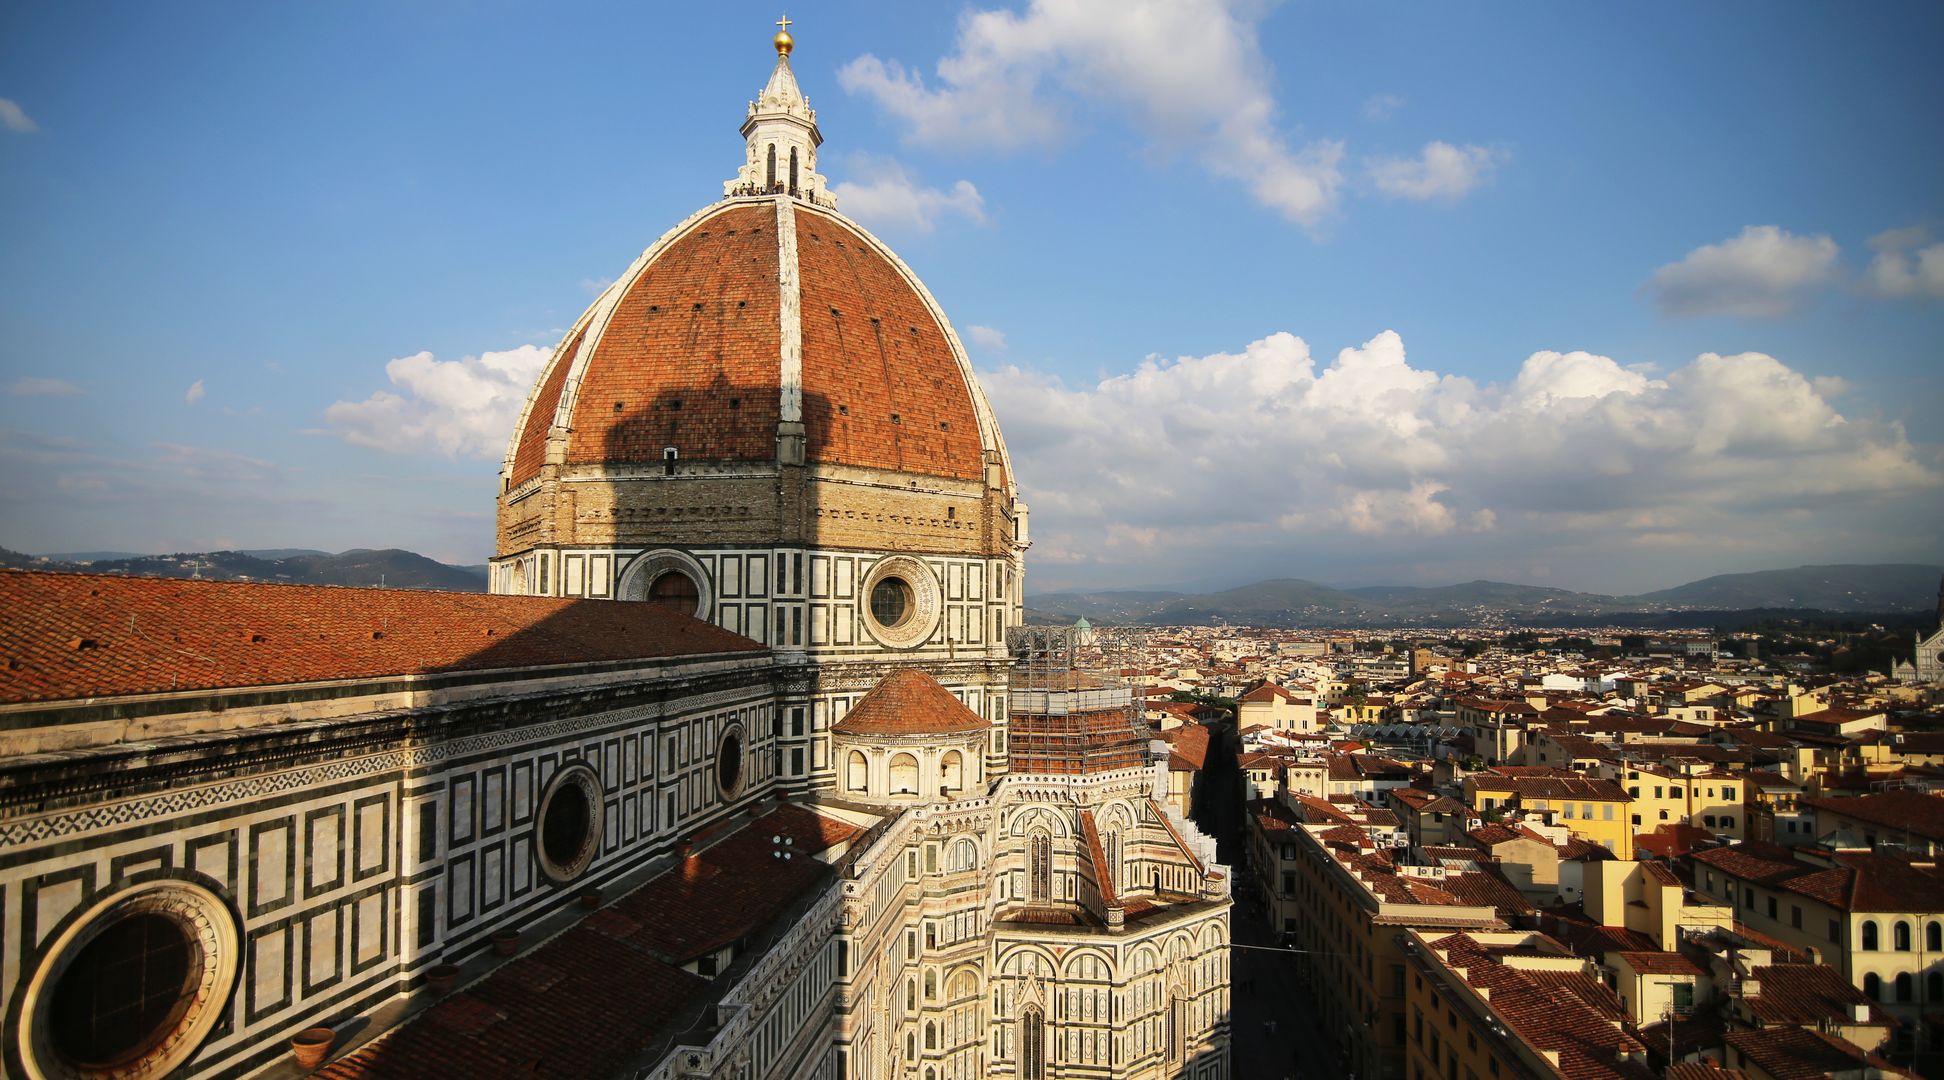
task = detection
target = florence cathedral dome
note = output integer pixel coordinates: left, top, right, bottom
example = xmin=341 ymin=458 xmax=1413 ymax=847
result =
xmin=494 ymin=28 xmax=1025 ymax=624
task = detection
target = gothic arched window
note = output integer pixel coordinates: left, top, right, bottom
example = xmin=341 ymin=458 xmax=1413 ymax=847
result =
xmin=1029 ymin=832 xmax=1051 ymax=903
xmin=789 ymin=147 xmax=799 ymax=195
xmin=1021 ymin=1005 xmax=1045 ymax=1080
xmin=766 ymin=144 xmax=777 ymax=189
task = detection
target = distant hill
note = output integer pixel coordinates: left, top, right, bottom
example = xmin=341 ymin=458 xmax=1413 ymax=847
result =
xmin=1016 ymin=589 xmax=1186 ymax=623
xmin=1027 ymin=564 xmax=1942 ymax=628
xmin=0 ymin=546 xmax=488 ymax=591
xmin=1638 ymin=564 xmax=1942 ymax=612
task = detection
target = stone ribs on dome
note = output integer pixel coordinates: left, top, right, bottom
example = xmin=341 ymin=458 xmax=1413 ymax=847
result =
xmin=507 ymin=206 xmax=995 ymax=487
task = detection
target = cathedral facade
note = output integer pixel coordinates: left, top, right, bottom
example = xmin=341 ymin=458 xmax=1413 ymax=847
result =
xmin=1890 ymin=576 xmax=1944 ymax=685
xmin=0 ymin=25 xmax=1230 ymax=1080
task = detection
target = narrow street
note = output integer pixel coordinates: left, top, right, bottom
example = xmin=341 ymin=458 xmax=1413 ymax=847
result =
xmin=1190 ymin=715 xmax=1343 ymax=1080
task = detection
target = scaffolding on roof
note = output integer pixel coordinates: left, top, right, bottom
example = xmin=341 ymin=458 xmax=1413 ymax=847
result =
xmin=1006 ymin=624 xmax=1153 ymax=776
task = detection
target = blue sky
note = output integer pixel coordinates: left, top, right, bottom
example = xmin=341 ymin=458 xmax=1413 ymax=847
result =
xmin=1 ymin=2 xmax=1940 ymax=595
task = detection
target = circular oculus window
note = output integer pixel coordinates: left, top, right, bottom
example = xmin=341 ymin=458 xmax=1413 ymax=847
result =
xmin=860 ymin=556 xmax=940 ymax=650
xmin=716 ymin=725 xmax=746 ymax=799
xmin=17 ymin=880 xmax=239 ymax=1080
xmin=535 ymin=763 xmax=603 ymax=884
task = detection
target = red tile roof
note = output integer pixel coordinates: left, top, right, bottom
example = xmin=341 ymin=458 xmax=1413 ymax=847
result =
xmin=1424 ymin=932 xmax=1653 ymax=1080
xmin=830 ymin=668 xmax=987 ymax=736
xmin=1469 ymin=773 xmax=1632 ymax=803
xmin=562 ymin=204 xmax=783 ymax=467
xmin=1801 ymin=789 xmax=1944 ymax=843
xmin=1613 ymin=950 xmax=1704 ymax=976
xmin=1741 ymin=962 xmax=1890 ymax=1029
xmin=521 ymin=199 xmax=992 ymax=483
xmin=1158 ymin=723 xmax=1210 ymax=771
xmin=794 ymin=206 xmax=985 ymax=481
xmin=1692 ymin=841 xmax=1944 ymax=913
xmin=0 ymin=570 xmax=762 ymax=706
xmin=319 ymin=803 xmax=861 ymax=1079
xmin=1721 ymin=1026 xmax=1913 ymax=1079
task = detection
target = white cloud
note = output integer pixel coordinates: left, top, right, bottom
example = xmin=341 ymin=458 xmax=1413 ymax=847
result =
xmin=1361 ymin=93 xmax=1405 ymax=122
xmin=1646 ymin=225 xmax=1842 ymax=318
xmin=982 ymin=330 xmax=1939 ymax=585
xmin=325 ymin=344 xmax=552 ymax=458
xmin=1863 ymin=224 xmax=1944 ymax=300
xmin=1367 ymin=142 xmax=1502 ymax=202
xmin=184 ymin=379 xmax=206 ymax=405
xmin=829 ymin=156 xmax=987 ymax=233
xmin=839 ymin=0 xmax=1346 ymax=228
xmin=967 ymin=325 xmax=1008 ymax=352
xmin=0 ymin=99 xmax=35 ymax=134
xmin=7 ymin=377 xmax=81 ymax=397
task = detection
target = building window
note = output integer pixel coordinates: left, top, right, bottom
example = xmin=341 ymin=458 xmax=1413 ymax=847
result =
xmin=1929 ymin=922 xmax=1942 ymax=951
xmin=22 ymin=881 xmax=241 ymax=1080
xmin=870 ymin=576 xmax=912 ymax=629
xmin=1895 ymin=921 xmax=1912 ymax=952
xmin=649 ymin=570 xmax=700 ymax=613
xmin=1863 ymin=921 xmax=1880 ymax=951
xmin=1022 ymin=1005 xmax=1045 ymax=1079
xmin=1029 ymin=832 xmax=1051 ymax=903
xmin=716 ymin=726 xmax=745 ymax=799
xmin=1791 ymin=905 xmax=1803 ymax=929
xmin=1864 ymin=972 xmax=1882 ymax=1000
xmin=846 ymin=751 xmax=868 ymax=793
xmin=537 ymin=763 xmax=603 ymax=883
xmin=1897 ymin=972 xmax=1914 ymax=1003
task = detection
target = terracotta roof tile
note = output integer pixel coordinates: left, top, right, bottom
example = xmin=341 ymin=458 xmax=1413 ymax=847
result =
xmin=794 ymin=207 xmax=984 ymax=481
xmin=1801 ymin=789 xmax=1944 ymax=843
xmin=0 ymin=570 xmax=762 ymax=705
xmin=564 ymin=204 xmax=783 ymax=467
xmin=1742 ymin=962 xmax=1889 ymax=1028
xmin=830 ymin=668 xmax=987 ymax=736
xmin=317 ymin=804 xmax=860 ymax=1080
xmin=1721 ymin=1026 xmax=1913 ymax=1079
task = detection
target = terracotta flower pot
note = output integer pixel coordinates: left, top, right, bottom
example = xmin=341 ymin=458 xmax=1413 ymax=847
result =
xmin=426 ymin=963 xmax=460 ymax=994
xmin=291 ymin=1026 xmax=335 ymax=1070
xmin=491 ymin=928 xmax=520 ymax=957
xmin=579 ymin=888 xmax=603 ymax=910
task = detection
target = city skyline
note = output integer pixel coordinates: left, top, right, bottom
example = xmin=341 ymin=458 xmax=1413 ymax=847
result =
xmin=2 ymin=2 xmax=1940 ymax=595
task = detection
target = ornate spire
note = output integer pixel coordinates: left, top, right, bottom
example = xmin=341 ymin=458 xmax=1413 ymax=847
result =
xmin=724 ymin=18 xmax=834 ymax=207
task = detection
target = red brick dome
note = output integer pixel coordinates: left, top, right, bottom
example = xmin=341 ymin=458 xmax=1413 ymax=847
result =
xmin=502 ymin=196 xmax=1008 ymax=492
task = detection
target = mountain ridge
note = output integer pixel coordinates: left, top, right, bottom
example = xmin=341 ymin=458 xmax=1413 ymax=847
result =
xmin=1027 ymin=564 xmax=1943 ymax=627
xmin=0 ymin=546 xmax=488 ymax=592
